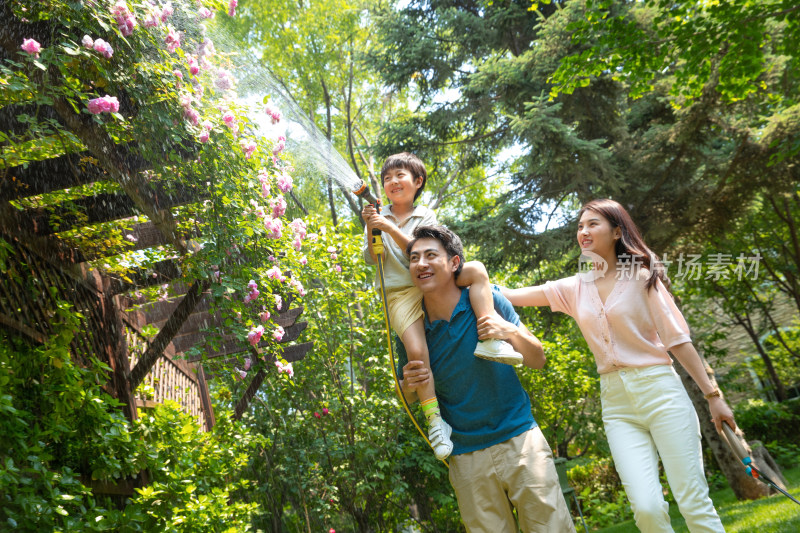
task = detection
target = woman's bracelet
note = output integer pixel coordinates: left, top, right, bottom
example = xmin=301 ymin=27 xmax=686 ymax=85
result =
xmin=704 ymin=388 xmax=722 ymax=400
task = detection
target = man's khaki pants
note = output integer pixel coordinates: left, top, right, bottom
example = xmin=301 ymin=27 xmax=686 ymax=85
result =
xmin=449 ymin=427 xmax=576 ymax=533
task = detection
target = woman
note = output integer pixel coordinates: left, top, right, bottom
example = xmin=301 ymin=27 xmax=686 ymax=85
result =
xmin=501 ymin=199 xmax=734 ymax=533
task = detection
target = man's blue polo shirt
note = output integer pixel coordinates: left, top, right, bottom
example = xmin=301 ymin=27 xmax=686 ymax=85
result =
xmin=397 ymin=286 xmax=537 ymax=455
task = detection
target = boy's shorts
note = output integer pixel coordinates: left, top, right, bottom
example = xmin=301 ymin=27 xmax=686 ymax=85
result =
xmin=386 ymin=286 xmax=424 ymax=338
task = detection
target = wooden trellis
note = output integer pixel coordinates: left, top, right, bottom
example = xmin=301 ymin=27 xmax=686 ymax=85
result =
xmin=0 ymin=146 xmax=313 ymax=431
xmin=0 ymin=123 xmax=312 ymax=434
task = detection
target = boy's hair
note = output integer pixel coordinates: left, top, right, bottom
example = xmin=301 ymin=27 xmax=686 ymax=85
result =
xmin=380 ymin=152 xmax=427 ymax=201
xmin=406 ymin=225 xmax=465 ymax=278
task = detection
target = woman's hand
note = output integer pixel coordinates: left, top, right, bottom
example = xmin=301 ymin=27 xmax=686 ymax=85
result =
xmin=709 ymin=397 xmax=736 ymax=433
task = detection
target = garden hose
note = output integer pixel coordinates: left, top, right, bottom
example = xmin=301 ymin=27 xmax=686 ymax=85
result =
xmin=367 ymin=211 xmax=449 ymax=469
xmin=721 ymin=421 xmax=800 ymax=505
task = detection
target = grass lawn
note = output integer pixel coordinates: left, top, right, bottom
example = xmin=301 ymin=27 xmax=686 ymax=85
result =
xmin=595 ymin=466 xmax=800 ymax=533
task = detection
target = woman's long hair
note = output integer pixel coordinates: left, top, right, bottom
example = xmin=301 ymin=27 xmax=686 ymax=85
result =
xmin=578 ymin=199 xmax=670 ymax=293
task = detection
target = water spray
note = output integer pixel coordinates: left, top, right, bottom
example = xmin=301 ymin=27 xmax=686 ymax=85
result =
xmin=219 ymin=36 xmax=442 ymax=464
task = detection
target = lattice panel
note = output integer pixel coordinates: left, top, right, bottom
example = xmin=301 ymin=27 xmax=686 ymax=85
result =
xmin=127 ymin=326 xmax=206 ymax=429
xmin=0 ymin=233 xmax=107 ymax=370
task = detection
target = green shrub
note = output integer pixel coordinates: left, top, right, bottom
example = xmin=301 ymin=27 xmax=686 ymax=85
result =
xmin=567 ymin=456 xmax=623 ymax=500
xmin=567 ymin=457 xmax=630 ymax=528
xmin=0 ymin=302 xmax=260 ymax=532
xmin=764 ymin=441 xmax=800 ymax=469
xmin=734 ymin=398 xmax=800 ymax=444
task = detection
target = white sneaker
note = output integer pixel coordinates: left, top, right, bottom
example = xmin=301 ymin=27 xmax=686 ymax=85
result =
xmin=474 ymin=338 xmax=523 ymax=366
xmin=428 ymin=416 xmax=454 ymax=460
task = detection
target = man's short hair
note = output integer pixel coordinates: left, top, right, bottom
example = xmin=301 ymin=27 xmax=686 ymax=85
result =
xmin=380 ymin=152 xmax=427 ymax=201
xmin=407 ymin=225 xmax=465 ymax=277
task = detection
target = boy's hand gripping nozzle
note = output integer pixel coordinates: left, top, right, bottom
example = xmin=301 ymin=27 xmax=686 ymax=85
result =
xmin=353 ymin=180 xmax=384 ymax=256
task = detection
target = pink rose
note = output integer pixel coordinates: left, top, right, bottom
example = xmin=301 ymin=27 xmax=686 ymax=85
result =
xmin=265 ymin=104 xmax=281 ymax=124
xmin=272 ymin=137 xmax=285 ymax=156
xmin=188 ymin=57 xmax=200 ymax=75
xmin=222 ymin=111 xmax=236 ymax=127
xmin=263 ymin=217 xmax=283 ymax=239
xmin=198 ymin=7 xmax=213 ymax=19
xmin=161 ymin=2 xmax=174 ymax=21
xmin=241 ymin=139 xmax=257 ymax=160
xmin=270 ymin=195 xmax=287 ymax=218
xmin=21 ymin=38 xmax=41 ymax=57
xmin=289 ymin=218 xmax=307 ymax=239
xmin=93 ymin=38 xmax=113 ymax=58
xmin=275 ymin=360 xmax=293 ymax=376
xmin=248 ymin=325 xmax=264 ymax=346
xmin=184 ymin=107 xmax=200 ymax=125
xmin=290 ymin=278 xmax=305 ymax=295
xmin=276 ymin=172 xmax=293 ymax=193
xmin=112 ymin=1 xmax=137 ymax=36
xmin=215 ymin=69 xmax=235 ymax=91
xmin=199 ymin=130 xmax=210 ymax=143
xmin=143 ymin=11 xmax=160 ymax=28
xmin=228 ymin=0 xmax=238 ymax=17
xmin=82 ymin=35 xmax=94 ymax=49
xmin=165 ymin=26 xmax=181 ymax=53
xmin=259 ymin=311 xmax=270 ymax=322
xmin=87 ymin=95 xmax=120 ymax=114
xmin=322 ymin=408 xmax=329 ymax=416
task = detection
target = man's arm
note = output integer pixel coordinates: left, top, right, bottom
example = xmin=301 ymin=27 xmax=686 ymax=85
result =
xmin=476 ymin=315 xmax=545 ymax=369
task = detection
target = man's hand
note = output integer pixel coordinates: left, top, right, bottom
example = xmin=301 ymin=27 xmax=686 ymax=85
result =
xmin=478 ymin=314 xmax=545 ymax=369
xmin=476 ymin=313 xmax=517 ymax=341
xmin=399 ymin=360 xmax=430 ymax=403
xmin=402 ymin=360 xmax=430 ymax=390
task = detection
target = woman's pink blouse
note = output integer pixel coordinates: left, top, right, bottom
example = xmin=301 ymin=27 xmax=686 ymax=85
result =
xmin=543 ymin=270 xmax=692 ymax=374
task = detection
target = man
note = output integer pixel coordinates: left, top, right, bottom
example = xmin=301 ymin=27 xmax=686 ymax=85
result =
xmin=398 ymin=225 xmax=576 ymax=533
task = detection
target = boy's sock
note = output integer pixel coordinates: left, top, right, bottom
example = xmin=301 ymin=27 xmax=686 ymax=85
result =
xmin=422 ymin=398 xmax=453 ymax=460
xmin=420 ymin=397 xmax=441 ymax=426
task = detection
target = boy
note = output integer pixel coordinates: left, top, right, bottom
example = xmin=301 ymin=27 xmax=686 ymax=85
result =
xmin=362 ymin=152 xmax=523 ymax=460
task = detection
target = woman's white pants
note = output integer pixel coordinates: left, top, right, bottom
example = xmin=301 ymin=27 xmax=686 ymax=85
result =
xmin=600 ymin=365 xmax=725 ymax=533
